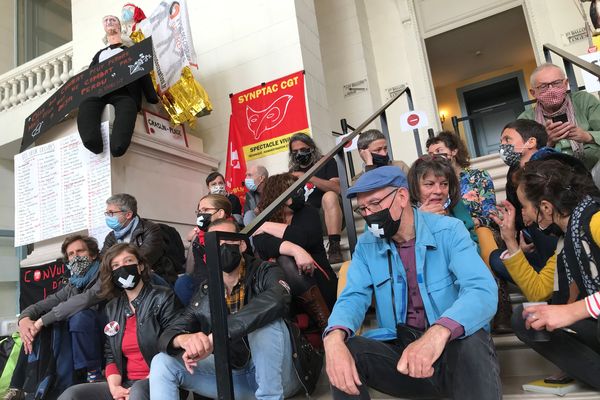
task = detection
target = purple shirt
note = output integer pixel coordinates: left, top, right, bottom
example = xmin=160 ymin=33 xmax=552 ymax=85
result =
xmin=395 ymin=239 xmax=464 ymax=341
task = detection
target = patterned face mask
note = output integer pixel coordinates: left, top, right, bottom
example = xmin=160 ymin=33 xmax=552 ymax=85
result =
xmin=499 ymin=143 xmax=522 ymax=167
xmin=67 ymin=256 xmax=92 ymax=277
xmin=536 ymin=86 xmax=567 ymax=109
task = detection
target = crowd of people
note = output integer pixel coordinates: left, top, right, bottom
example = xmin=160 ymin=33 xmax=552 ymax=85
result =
xmin=7 ymin=62 xmax=600 ymax=399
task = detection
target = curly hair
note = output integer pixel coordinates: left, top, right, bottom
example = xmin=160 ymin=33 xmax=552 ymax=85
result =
xmin=257 ymin=173 xmax=298 ymax=223
xmin=288 ymin=132 xmax=322 ymax=171
xmin=98 ymin=243 xmax=150 ymax=300
xmin=425 ymin=131 xmax=470 ymax=168
xmin=517 ymin=159 xmax=600 ymax=217
xmin=61 ymin=235 xmax=99 ymax=263
xmin=407 ymin=155 xmax=461 ymax=210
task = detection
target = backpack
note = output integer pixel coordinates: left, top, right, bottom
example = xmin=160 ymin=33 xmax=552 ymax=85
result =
xmin=157 ymin=223 xmax=186 ymax=274
xmin=0 ymin=333 xmax=22 ymax=396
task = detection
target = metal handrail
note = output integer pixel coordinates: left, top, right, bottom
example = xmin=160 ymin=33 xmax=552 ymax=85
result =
xmin=208 ymin=85 xmax=414 ymax=399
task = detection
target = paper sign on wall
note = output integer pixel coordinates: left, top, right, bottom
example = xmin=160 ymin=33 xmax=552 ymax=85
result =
xmin=400 ymin=111 xmax=428 ymax=131
xmin=14 ymin=122 xmax=112 ymax=247
xmin=579 ymin=52 xmax=600 ymax=93
xmin=335 ymin=131 xmax=358 ymax=152
xmin=143 ymin=110 xmax=188 ymax=148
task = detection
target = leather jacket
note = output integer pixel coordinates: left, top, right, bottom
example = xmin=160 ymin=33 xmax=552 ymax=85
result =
xmin=104 ymin=283 xmax=181 ymax=378
xmin=159 ymin=254 xmax=322 ymax=395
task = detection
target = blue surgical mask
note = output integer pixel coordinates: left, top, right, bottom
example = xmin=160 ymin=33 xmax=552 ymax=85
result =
xmin=245 ymin=178 xmax=257 ymax=191
xmin=121 ymin=8 xmax=134 ymax=23
xmin=105 ymin=215 xmax=123 ymax=230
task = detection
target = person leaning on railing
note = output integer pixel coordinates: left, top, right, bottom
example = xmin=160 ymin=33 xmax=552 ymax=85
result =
xmin=492 ymin=159 xmax=600 ymax=390
xmin=252 ymin=173 xmax=338 ymax=332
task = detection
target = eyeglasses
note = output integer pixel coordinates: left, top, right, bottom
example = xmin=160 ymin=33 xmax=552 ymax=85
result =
xmin=535 ymin=79 xmax=565 ymax=91
xmin=104 ymin=210 xmax=125 ymax=217
xmin=196 ymin=207 xmax=218 ymax=216
xmin=353 ymin=189 xmax=398 ymax=216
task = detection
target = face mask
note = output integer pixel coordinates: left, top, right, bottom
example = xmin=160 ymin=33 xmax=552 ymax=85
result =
xmin=371 ymin=153 xmax=390 ymax=168
xmin=196 ymin=212 xmax=213 ymax=232
xmin=219 ymin=243 xmax=242 ymax=273
xmin=499 ymin=143 xmax=522 ymax=167
xmin=245 ymin=178 xmax=258 ymax=192
xmin=121 ymin=8 xmax=134 ymax=23
xmin=364 ymin=207 xmax=402 ymax=239
xmin=293 ymin=149 xmax=313 ymax=167
xmin=67 ymin=256 xmax=92 ymax=277
xmin=210 ymin=184 xmax=226 ymax=195
xmin=536 ymin=86 xmax=568 ymax=109
xmin=536 ymin=209 xmax=563 ymax=237
xmin=288 ymin=188 xmax=305 ymax=212
xmin=111 ymin=264 xmax=141 ymax=290
xmin=105 ymin=215 xmax=123 ymax=230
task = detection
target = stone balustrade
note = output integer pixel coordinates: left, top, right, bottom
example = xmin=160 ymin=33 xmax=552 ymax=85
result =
xmin=0 ymin=42 xmax=73 ymax=112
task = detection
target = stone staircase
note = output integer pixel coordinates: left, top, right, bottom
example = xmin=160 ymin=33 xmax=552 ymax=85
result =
xmin=305 ymin=154 xmax=600 ymax=399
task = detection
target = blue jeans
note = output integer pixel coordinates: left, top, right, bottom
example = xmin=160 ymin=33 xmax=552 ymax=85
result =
xmin=69 ymin=309 xmax=103 ymax=371
xmin=149 ymin=319 xmax=301 ymax=399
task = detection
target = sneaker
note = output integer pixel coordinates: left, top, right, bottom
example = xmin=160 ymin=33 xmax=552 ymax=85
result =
xmin=86 ymin=368 xmax=102 ymax=383
xmin=327 ymin=240 xmax=343 ymax=264
xmin=3 ymin=388 xmax=24 ymax=400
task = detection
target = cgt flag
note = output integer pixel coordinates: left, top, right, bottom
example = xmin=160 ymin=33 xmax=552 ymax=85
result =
xmin=225 ymin=115 xmax=247 ymax=207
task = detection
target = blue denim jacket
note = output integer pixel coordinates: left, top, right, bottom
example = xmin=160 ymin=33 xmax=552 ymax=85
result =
xmin=328 ymin=208 xmax=497 ymax=341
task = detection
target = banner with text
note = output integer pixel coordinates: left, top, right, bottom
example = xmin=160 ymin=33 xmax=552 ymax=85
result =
xmin=226 ymin=71 xmax=309 ymax=204
xmin=19 ymin=260 xmax=68 ymax=312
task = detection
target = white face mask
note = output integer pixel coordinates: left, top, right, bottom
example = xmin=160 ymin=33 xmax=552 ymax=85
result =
xmin=210 ymin=184 xmax=226 ymax=195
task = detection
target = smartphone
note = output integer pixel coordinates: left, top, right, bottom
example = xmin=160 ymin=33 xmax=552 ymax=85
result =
xmin=522 ymin=228 xmax=533 ymax=244
xmin=551 ymin=114 xmax=568 ymax=124
xmin=544 ymin=372 xmax=573 ymax=385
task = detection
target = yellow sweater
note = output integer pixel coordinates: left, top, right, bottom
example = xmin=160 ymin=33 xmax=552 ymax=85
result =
xmin=504 ymin=212 xmax=600 ymax=302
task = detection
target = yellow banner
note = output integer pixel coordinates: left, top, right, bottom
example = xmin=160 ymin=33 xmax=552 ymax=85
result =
xmin=243 ymin=130 xmax=311 ymax=161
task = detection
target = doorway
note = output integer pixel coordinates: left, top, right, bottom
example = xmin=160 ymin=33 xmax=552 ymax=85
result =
xmin=457 ymin=72 xmax=528 ymax=156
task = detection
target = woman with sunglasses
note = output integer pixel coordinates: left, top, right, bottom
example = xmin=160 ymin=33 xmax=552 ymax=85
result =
xmin=252 ymin=173 xmax=338 ymax=331
xmin=493 ymin=159 xmax=600 ymax=390
xmin=58 ymin=243 xmax=180 ymax=400
xmin=176 ymin=194 xmax=233 ymax=305
xmin=407 ymin=155 xmax=479 ymax=249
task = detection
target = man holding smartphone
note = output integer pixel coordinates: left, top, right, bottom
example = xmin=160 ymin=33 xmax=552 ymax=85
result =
xmin=520 ymin=63 xmax=600 ymax=170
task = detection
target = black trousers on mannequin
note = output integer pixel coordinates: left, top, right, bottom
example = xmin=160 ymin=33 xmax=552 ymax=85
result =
xmin=77 ymin=90 xmax=138 ymax=157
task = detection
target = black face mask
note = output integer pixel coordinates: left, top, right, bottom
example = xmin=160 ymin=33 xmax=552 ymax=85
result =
xmin=293 ymin=149 xmax=313 ymax=167
xmin=536 ymin=209 xmax=563 ymax=237
xmin=288 ymin=187 xmax=305 ymax=212
xmin=364 ymin=207 xmax=403 ymax=239
xmin=220 ymin=243 xmax=242 ymax=273
xmin=196 ymin=212 xmax=213 ymax=232
xmin=111 ymin=264 xmax=141 ymax=290
xmin=371 ymin=152 xmax=390 ymax=168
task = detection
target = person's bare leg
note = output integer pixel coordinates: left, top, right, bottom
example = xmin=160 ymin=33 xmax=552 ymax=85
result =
xmin=322 ymin=191 xmax=343 ymax=263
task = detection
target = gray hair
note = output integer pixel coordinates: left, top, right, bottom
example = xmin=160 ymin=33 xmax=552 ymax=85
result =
xmin=256 ymin=165 xmax=269 ymax=179
xmin=357 ymin=129 xmax=386 ymax=150
xmin=106 ymin=193 xmax=138 ymax=215
xmin=530 ymin=63 xmax=565 ymax=87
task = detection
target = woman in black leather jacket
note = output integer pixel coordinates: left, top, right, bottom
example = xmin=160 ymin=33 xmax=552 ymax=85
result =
xmin=58 ymin=243 xmax=180 ymax=400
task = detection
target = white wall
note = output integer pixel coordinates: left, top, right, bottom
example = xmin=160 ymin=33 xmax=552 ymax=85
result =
xmin=0 ymin=1 xmax=15 ymax=76
xmin=0 ymin=159 xmax=14 ymax=230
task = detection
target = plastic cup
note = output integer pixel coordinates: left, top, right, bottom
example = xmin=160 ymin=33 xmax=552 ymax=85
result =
xmin=522 ymin=301 xmax=551 ymax=342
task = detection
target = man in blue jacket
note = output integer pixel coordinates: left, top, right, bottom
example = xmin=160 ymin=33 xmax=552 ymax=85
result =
xmin=324 ymin=166 xmax=501 ymax=399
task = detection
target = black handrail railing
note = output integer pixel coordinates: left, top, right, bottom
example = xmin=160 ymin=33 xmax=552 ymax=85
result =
xmin=207 ymin=85 xmax=415 ymax=399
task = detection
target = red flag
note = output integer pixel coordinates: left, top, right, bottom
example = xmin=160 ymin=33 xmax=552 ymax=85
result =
xmin=225 ymin=115 xmax=247 ymax=208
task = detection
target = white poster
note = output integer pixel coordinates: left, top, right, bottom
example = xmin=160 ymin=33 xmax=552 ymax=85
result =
xmin=579 ymin=52 xmax=600 ymax=93
xmin=335 ymin=131 xmax=358 ymax=152
xmin=14 ymin=122 xmax=112 ymax=247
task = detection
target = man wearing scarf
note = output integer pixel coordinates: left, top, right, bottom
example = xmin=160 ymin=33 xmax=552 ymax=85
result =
xmin=520 ymin=63 xmax=600 ymax=170
xmin=101 ymin=193 xmax=177 ymax=284
xmin=13 ymin=235 xmax=104 ymax=395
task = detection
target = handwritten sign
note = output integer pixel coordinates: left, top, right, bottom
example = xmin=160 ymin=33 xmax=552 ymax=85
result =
xmin=20 ymin=38 xmax=154 ymax=152
xmin=14 ymin=123 xmax=112 ymax=247
xmin=19 ymin=260 xmax=68 ymax=311
xmin=143 ymin=110 xmax=188 ymax=147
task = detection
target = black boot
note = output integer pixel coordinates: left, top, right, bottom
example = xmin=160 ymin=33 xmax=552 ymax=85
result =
xmin=493 ymin=279 xmax=513 ymax=334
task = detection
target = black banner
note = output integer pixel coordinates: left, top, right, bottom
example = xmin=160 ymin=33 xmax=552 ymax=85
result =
xmin=19 ymin=260 xmax=69 ymax=312
xmin=20 ymin=37 xmax=154 ymax=152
